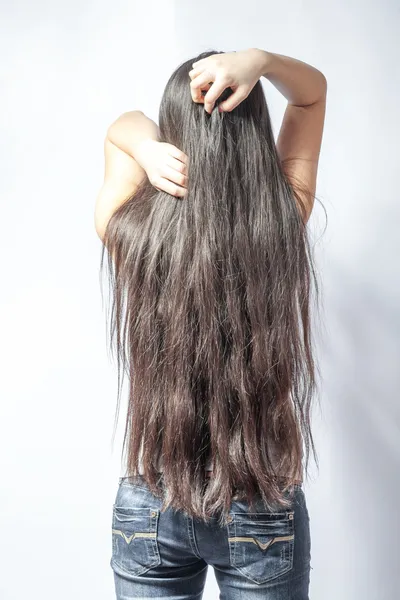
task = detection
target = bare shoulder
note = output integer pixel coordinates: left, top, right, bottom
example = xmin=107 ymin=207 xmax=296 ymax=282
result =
xmin=276 ymin=83 xmax=327 ymax=225
xmin=94 ymin=137 xmax=146 ymax=242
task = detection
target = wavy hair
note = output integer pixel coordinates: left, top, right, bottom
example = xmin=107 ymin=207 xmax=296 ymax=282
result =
xmin=101 ymin=50 xmax=324 ymax=524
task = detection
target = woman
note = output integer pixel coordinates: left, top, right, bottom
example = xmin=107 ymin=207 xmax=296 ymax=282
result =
xmin=95 ymin=48 xmax=327 ymax=599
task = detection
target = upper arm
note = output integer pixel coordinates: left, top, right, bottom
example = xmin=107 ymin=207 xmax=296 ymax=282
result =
xmin=276 ymin=82 xmax=327 ymax=224
xmin=94 ymin=136 xmax=146 ymax=242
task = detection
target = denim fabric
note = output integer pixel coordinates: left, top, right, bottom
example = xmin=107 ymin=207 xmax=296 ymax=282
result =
xmin=111 ymin=474 xmax=311 ymax=599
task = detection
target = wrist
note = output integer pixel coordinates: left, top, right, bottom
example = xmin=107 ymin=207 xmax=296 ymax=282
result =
xmin=107 ymin=111 xmax=160 ymax=163
xmin=133 ymin=138 xmax=158 ymax=170
xmin=250 ymin=48 xmax=274 ymax=78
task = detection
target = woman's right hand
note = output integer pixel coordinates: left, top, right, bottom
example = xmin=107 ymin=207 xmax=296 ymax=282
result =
xmin=188 ymin=48 xmax=267 ymax=114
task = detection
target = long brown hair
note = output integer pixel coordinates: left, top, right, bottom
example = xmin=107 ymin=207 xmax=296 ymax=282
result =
xmin=101 ymin=50 xmax=325 ymax=523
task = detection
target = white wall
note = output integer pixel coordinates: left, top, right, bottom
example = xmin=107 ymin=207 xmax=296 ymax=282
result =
xmin=0 ymin=2 xmax=177 ymax=599
xmin=1 ymin=1 xmax=398 ymax=599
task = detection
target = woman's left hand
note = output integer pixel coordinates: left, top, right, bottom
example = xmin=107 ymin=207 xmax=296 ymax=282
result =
xmin=135 ymin=139 xmax=189 ymax=198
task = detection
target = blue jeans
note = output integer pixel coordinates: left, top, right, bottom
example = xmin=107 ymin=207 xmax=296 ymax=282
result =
xmin=111 ymin=474 xmax=311 ymax=599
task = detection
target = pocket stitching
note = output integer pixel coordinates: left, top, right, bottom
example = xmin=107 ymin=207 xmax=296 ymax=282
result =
xmin=111 ymin=506 xmax=161 ymax=577
xmin=227 ymin=512 xmax=294 ymax=585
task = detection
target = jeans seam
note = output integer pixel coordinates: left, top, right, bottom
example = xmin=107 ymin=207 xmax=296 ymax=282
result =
xmin=186 ymin=515 xmax=202 ymax=559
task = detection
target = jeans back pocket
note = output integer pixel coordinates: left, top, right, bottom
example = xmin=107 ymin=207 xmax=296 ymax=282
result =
xmin=111 ymin=505 xmax=161 ymax=577
xmin=227 ymin=509 xmax=294 ymax=585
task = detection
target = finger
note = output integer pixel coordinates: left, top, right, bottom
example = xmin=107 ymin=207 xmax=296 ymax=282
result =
xmin=161 ymin=164 xmax=188 ymax=188
xmin=155 ymin=177 xmax=187 ymax=198
xmin=166 ymin=144 xmax=188 ymax=166
xmin=218 ymin=86 xmax=248 ymax=113
xmin=203 ymin=77 xmax=230 ymax=114
xmin=188 ymin=66 xmax=204 ymax=80
xmin=167 ymin=156 xmax=188 ymax=176
xmin=190 ymin=71 xmax=214 ymax=103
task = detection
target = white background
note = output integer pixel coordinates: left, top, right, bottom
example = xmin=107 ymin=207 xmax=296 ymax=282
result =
xmin=1 ymin=1 xmax=399 ymax=598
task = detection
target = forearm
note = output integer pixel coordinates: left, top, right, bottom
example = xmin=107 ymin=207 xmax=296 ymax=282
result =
xmin=107 ymin=110 xmax=160 ymax=160
xmin=253 ymin=49 xmax=327 ymax=107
